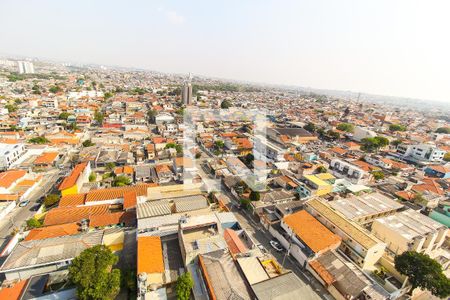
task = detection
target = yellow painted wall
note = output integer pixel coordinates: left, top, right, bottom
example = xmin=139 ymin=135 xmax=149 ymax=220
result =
xmin=316 ymin=184 xmax=333 ymax=196
xmin=61 ymin=184 xmax=78 ymax=196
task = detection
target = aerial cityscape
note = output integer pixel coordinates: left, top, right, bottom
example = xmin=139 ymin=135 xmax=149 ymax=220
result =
xmin=0 ymin=1 xmax=450 ymax=300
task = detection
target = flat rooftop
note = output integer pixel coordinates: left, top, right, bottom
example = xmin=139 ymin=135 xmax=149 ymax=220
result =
xmin=306 ymin=198 xmax=381 ymax=250
xmin=329 ymin=192 xmax=403 ymax=221
xmin=373 ymin=209 xmax=446 ymax=240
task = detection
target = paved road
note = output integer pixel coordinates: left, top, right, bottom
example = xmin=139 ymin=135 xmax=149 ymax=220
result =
xmin=195 ymin=148 xmax=333 ymax=299
xmin=0 ymin=170 xmax=61 ymax=245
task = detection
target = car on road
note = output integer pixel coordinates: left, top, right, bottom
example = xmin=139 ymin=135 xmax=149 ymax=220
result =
xmin=31 ymin=204 xmax=41 ymax=211
xmin=256 ymin=244 xmax=268 ymax=254
xmin=19 ymin=200 xmax=30 ymax=207
xmin=269 ymin=239 xmax=284 ymax=252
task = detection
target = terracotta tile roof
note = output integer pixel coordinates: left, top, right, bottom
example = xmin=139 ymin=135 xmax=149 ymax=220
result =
xmin=44 ymin=204 xmax=110 ymax=226
xmin=85 ymin=184 xmax=151 ymax=202
xmin=412 ymin=178 xmax=445 ymax=196
xmin=123 ymin=191 xmax=137 ymax=209
xmin=114 ymin=166 xmax=134 ymax=175
xmin=137 ymin=236 xmax=164 ymax=274
xmin=59 ymin=194 xmax=86 ymax=207
xmin=221 ymin=132 xmax=238 ymax=138
xmin=59 ymin=162 xmax=88 ymax=190
xmin=15 ymin=179 xmax=38 ymax=187
xmin=427 ymin=165 xmax=450 ymax=174
xmin=0 ymin=170 xmax=27 ymax=189
xmin=330 ymin=147 xmax=347 ymax=155
xmin=309 ymin=259 xmax=335 ymax=285
xmin=0 ymin=279 xmax=28 ymax=300
xmin=34 ymin=152 xmax=59 ymax=165
xmin=152 ymin=137 xmax=166 ymax=144
xmin=155 ymin=164 xmax=172 ymax=174
xmin=224 ymin=228 xmax=248 ymax=255
xmin=233 ymin=138 xmax=253 ymax=149
xmin=89 ymin=211 xmax=135 ymax=227
xmin=395 ymin=190 xmax=415 ymax=201
xmin=25 ymin=223 xmax=80 ymax=241
xmin=283 ymin=210 xmax=341 ymax=253
xmin=352 ymin=160 xmax=380 ymax=172
xmin=0 ymin=194 xmax=19 ymax=201
xmin=174 ymin=157 xmax=194 ymax=168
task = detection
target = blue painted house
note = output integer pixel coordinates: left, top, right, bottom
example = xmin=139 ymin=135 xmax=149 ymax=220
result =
xmin=424 ymin=165 xmax=450 ymax=179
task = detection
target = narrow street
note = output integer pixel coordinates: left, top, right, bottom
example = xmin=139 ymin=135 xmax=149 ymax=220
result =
xmin=195 ymin=148 xmax=333 ymax=299
xmin=0 ymin=170 xmax=61 ymax=246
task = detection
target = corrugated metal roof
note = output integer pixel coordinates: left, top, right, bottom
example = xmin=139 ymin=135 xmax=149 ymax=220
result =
xmin=137 ymin=200 xmax=172 ymax=219
xmin=174 ymin=195 xmax=208 ymax=213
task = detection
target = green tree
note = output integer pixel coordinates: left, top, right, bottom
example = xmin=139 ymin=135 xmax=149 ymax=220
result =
xmin=304 ymin=122 xmax=316 ymax=133
xmin=316 ymin=165 xmax=327 ymax=173
xmin=389 ymin=124 xmax=407 ymax=132
xmin=176 ymin=272 xmax=194 ymax=300
xmin=94 ymin=110 xmax=105 ymax=125
xmin=49 ymin=85 xmax=62 ymax=93
xmin=372 ymin=171 xmax=385 ymax=180
xmin=390 ymin=139 xmax=403 ymax=147
xmin=436 ymin=127 xmax=450 ymax=134
xmin=112 ymin=175 xmax=131 ymax=187
xmin=395 ymin=251 xmax=450 ymax=298
xmin=28 ymin=136 xmax=50 ymax=144
xmin=59 ymin=112 xmax=71 ymax=120
xmin=44 ymin=194 xmax=60 ymax=208
xmin=444 ymin=152 xmax=450 ymax=162
xmin=147 ymin=109 xmax=157 ymax=120
xmin=361 ymin=136 xmax=389 ymax=152
xmin=104 ymin=92 xmax=113 ymax=99
xmin=5 ymin=104 xmax=18 ymax=113
xmin=82 ymin=140 xmax=95 ymax=147
xmin=220 ymin=100 xmax=232 ymax=109
xmin=69 ymin=245 xmax=121 ymax=300
xmin=26 ymin=218 xmax=42 ymax=229
xmin=89 ymin=172 xmax=97 ymax=182
xmin=336 ymin=123 xmax=354 ymax=132
xmin=249 ymin=190 xmax=261 ymax=201
xmin=105 ymin=162 xmax=116 ymax=171
xmin=326 ymin=130 xmax=340 ymax=140
xmin=214 ymin=140 xmax=225 ymax=150
xmin=195 ymin=152 xmax=202 ymax=159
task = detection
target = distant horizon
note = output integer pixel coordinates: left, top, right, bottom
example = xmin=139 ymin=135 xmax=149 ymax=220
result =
xmin=1 ymin=1 xmax=449 ymax=106
xmin=2 ymin=50 xmax=449 ymax=107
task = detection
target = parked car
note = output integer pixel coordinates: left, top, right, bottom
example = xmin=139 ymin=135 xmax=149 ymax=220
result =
xmin=19 ymin=200 xmax=30 ymax=207
xmin=269 ymin=239 xmax=284 ymax=252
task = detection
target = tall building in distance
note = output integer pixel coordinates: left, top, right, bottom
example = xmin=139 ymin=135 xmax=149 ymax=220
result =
xmin=182 ymin=73 xmax=193 ymax=106
xmin=17 ymin=61 xmax=35 ymax=74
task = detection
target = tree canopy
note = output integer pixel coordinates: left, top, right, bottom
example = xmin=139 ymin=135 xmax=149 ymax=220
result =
xmin=444 ymin=152 xmax=450 ymax=162
xmin=436 ymin=127 xmax=450 ymax=134
xmin=69 ymin=245 xmax=121 ymax=300
xmin=304 ymin=122 xmax=316 ymax=133
xmin=249 ymin=190 xmax=261 ymax=201
xmin=395 ymin=251 xmax=450 ymax=298
xmin=361 ymin=136 xmax=389 ymax=152
xmin=82 ymin=140 xmax=95 ymax=147
xmin=59 ymin=112 xmax=71 ymax=120
xmin=336 ymin=123 xmax=354 ymax=133
xmin=176 ymin=272 xmax=194 ymax=300
xmin=220 ymin=100 xmax=232 ymax=109
xmin=44 ymin=194 xmax=60 ymax=208
xmin=94 ymin=110 xmax=105 ymax=125
xmin=389 ymin=124 xmax=407 ymax=132
xmin=28 ymin=136 xmax=50 ymax=144
xmin=112 ymin=175 xmax=131 ymax=187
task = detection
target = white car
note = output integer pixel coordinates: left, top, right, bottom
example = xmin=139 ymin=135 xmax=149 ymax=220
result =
xmin=19 ymin=200 xmax=30 ymax=207
xmin=269 ymin=239 xmax=283 ymax=252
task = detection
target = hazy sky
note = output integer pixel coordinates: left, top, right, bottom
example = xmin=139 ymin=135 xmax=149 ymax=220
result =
xmin=1 ymin=0 xmax=450 ymax=104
